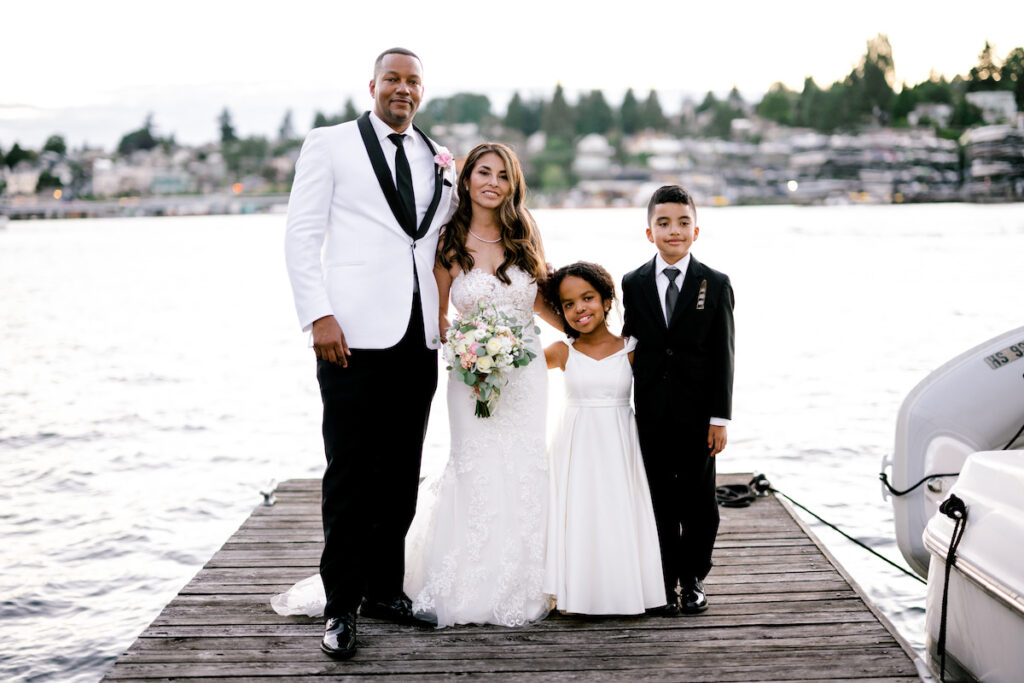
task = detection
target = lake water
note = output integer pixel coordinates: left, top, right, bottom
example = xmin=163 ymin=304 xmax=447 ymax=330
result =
xmin=2 ymin=203 xmax=1022 ymax=681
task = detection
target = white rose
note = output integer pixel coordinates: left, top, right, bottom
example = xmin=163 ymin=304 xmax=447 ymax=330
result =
xmin=476 ymin=355 xmax=493 ymax=372
xmin=485 ymin=338 xmax=503 ymax=355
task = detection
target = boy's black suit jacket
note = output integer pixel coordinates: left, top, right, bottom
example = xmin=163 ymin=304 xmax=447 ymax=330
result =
xmin=622 ymin=255 xmax=735 ymax=432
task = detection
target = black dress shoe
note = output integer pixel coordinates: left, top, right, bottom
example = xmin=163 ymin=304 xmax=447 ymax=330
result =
xmin=321 ymin=612 xmax=357 ymax=660
xmin=680 ymin=578 xmax=708 ymax=614
xmin=645 ymin=600 xmax=680 ymax=617
xmin=360 ymin=593 xmax=434 ymax=628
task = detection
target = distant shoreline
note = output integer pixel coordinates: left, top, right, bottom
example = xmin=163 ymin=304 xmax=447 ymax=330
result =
xmin=3 ymin=193 xmax=1022 ymax=221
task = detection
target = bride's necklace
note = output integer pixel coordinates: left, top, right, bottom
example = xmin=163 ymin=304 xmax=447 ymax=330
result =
xmin=468 ymin=229 xmax=501 ymax=244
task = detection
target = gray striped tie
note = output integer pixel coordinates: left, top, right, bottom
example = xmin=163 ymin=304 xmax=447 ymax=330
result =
xmin=664 ymin=267 xmax=680 ymax=321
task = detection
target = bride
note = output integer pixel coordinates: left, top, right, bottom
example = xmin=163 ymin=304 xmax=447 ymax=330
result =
xmin=405 ymin=142 xmax=560 ymax=627
xmin=274 ymin=143 xmax=560 ymax=627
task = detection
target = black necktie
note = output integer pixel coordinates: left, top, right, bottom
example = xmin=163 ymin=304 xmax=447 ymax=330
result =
xmin=663 ymin=267 xmax=680 ymax=322
xmin=388 ymin=133 xmax=416 ymax=236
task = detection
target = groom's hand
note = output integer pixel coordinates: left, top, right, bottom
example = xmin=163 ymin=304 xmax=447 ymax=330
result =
xmin=312 ymin=316 xmax=350 ymax=367
xmin=707 ymin=425 xmax=727 ymax=457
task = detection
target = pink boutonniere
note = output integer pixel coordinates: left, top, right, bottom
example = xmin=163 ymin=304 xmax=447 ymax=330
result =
xmin=433 ymin=147 xmax=454 ymax=170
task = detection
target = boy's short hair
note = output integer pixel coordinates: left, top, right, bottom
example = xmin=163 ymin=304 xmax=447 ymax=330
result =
xmin=647 ymin=185 xmax=697 ymax=223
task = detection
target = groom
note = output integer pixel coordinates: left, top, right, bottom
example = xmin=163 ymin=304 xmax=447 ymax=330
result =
xmin=284 ymin=47 xmax=456 ymax=659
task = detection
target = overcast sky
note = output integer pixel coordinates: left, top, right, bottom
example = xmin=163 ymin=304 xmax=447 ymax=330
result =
xmin=2 ymin=0 xmax=1022 ymax=149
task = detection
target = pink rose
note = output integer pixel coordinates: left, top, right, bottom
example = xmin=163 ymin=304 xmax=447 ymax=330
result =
xmin=434 ymin=150 xmax=454 ymax=168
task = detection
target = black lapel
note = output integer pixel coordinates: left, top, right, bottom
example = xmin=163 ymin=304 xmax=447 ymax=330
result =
xmin=412 ymin=124 xmax=444 ymax=240
xmin=669 ymin=256 xmax=702 ymax=328
xmin=638 ymin=257 xmax=665 ymax=327
xmin=357 ymin=112 xmax=413 ymax=234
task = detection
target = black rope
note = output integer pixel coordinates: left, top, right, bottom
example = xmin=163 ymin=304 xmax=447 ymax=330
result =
xmin=878 ymin=419 xmax=1024 ymax=497
xmin=876 ymin=473 xmax=962 ymax=499
xmin=936 ymin=494 xmax=968 ymax=683
xmin=764 ymin=479 xmax=926 ymax=585
xmin=879 ymin=471 xmax=959 ymax=497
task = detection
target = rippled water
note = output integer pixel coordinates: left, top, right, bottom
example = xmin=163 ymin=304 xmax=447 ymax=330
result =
xmin=2 ymin=204 xmax=1022 ymax=681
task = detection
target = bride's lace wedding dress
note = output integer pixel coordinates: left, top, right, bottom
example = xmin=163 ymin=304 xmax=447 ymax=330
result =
xmin=272 ymin=266 xmax=551 ymax=627
xmin=405 ymin=266 xmax=551 ymax=627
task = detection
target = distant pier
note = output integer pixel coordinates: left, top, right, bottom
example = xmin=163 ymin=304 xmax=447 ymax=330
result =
xmin=102 ymin=475 xmax=920 ymax=681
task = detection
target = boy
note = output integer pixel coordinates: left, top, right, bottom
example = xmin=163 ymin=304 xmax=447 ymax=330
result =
xmin=621 ymin=185 xmax=735 ymax=616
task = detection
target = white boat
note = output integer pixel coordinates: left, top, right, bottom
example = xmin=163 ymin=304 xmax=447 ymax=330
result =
xmin=886 ymin=326 xmax=1024 ymax=681
xmin=923 ymin=451 xmax=1024 ymax=682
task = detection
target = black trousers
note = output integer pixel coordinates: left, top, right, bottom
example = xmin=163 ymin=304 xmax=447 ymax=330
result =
xmin=638 ymin=417 xmax=719 ymax=594
xmin=316 ymin=294 xmax=437 ymax=617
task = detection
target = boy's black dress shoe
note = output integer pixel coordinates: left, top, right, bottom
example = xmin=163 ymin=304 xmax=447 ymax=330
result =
xmin=360 ymin=593 xmax=434 ymax=628
xmin=680 ymin=578 xmax=708 ymax=614
xmin=321 ymin=612 xmax=357 ymax=660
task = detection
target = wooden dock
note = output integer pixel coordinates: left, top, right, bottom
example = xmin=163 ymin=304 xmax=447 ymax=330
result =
xmin=103 ymin=475 xmax=921 ymax=681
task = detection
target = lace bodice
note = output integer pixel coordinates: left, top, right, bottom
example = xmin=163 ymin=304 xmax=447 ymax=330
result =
xmin=451 ymin=267 xmax=537 ymax=326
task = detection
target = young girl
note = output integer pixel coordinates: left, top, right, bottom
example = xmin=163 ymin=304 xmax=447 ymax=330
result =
xmin=542 ymin=262 xmax=666 ymax=615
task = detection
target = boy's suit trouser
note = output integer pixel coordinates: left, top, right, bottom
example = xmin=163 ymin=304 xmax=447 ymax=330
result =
xmin=639 ymin=418 xmax=720 ymax=592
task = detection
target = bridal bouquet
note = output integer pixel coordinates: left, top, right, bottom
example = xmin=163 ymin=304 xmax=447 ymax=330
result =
xmin=442 ymin=302 xmax=538 ymax=418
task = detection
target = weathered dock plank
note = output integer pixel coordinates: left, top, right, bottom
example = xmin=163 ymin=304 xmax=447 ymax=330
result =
xmin=102 ymin=475 xmax=920 ymax=681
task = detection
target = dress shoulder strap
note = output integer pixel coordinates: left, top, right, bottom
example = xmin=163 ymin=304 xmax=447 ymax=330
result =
xmin=623 ymin=336 xmax=637 ymax=353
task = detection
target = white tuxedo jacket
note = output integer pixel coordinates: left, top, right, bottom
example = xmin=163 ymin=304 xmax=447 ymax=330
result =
xmin=284 ymin=113 xmax=456 ymax=349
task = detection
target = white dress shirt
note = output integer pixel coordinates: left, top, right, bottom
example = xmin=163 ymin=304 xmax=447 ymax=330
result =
xmin=368 ymin=111 xmax=435 ymax=224
xmin=654 ymin=252 xmax=729 ymax=428
xmin=655 ymin=252 xmax=690 ymax=324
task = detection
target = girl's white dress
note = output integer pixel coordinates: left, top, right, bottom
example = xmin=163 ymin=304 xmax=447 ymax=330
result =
xmin=543 ymin=337 xmax=665 ymax=615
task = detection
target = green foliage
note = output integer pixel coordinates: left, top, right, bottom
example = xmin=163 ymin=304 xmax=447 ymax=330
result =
xmin=117 ymin=115 xmax=158 ymax=156
xmin=218 ymin=107 xmax=237 ymax=144
xmin=312 ymin=111 xmax=345 ymax=128
xmin=3 ymin=142 xmax=34 ymax=168
xmin=277 ymin=110 xmax=296 ymax=142
xmin=967 ymin=41 xmax=1002 ymax=92
xmin=576 ymin=90 xmax=614 ymax=136
xmin=539 ymin=163 xmax=570 ymax=192
xmin=756 ymin=82 xmax=795 ymax=125
xmin=696 ymin=91 xmax=718 ymax=114
xmin=915 ymin=76 xmax=954 ymax=104
xmin=855 ymin=34 xmax=896 ymax=120
xmin=43 ymin=134 xmax=67 ymax=156
xmin=541 ymin=84 xmax=575 ymax=142
xmin=532 ymin=136 xmax=574 ymax=191
xmin=619 ymin=88 xmax=640 ymax=135
xmin=706 ymin=102 xmax=739 ymax=138
xmin=223 ymin=135 xmax=270 ymax=177
xmin=891 ymin=85 xmax=918 ymax=122
xmin=422 ymin=93 xmax=493 ymax=130
xmin=697 ymin=89 xmax=744 ymax=138
xmin=1001 ymin=47 xmax=1024 ymax=109
xmin=640 ymin=89 xmax=668 ymax=131
xmin=727 ymin=87 xmax=745 ymax=111
xmin=36 ymin=169 xmax=63 ymax=191
xmin=504 ymin=92 xmax=541 ymax=137
xmin=343 ymin=98 xmax=360 ymax=122
xmin=950 ymin=98 xmax=984 ymax=128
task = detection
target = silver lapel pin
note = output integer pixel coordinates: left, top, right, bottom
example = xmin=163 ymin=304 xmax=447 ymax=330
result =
xmin=696 ymin=279 xmax=707 ymax=310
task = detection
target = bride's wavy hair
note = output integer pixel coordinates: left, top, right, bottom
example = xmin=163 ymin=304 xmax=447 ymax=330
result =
xmin=438 ymin=143 xmax=546 ymax=284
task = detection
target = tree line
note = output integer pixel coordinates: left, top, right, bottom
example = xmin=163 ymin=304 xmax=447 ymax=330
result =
xmin=3 ymin=36 xmax=1022 ymax=196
